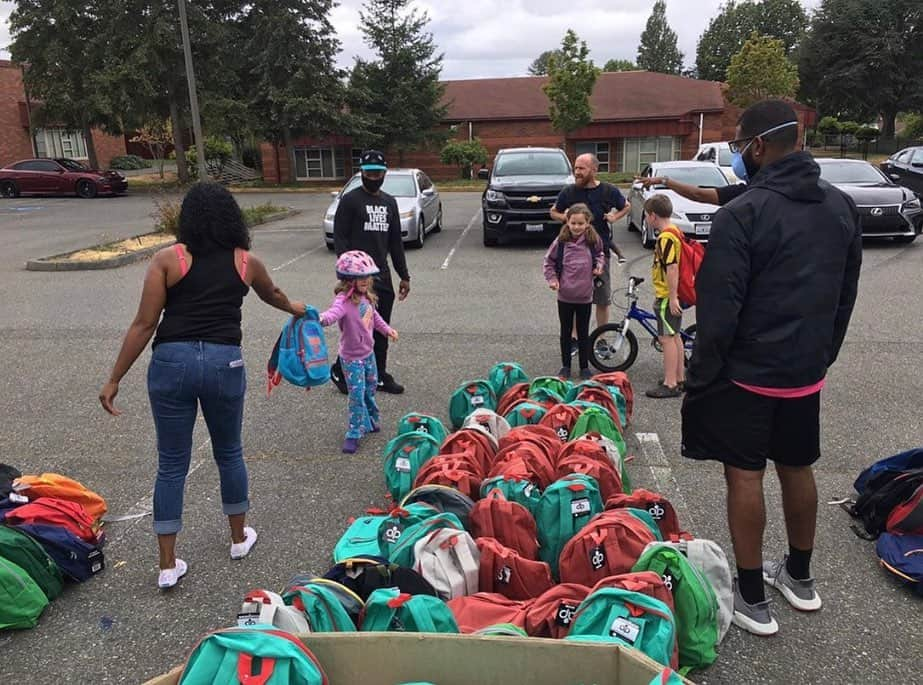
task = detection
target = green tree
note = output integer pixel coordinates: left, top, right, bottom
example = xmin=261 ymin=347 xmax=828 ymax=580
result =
xmin=725 ymin=33 xmax=799 ymax=107
xmin=855 ymin=125 xmax=879 ymax=141
xmin=350 ymin=0 xmax=447 ymax=162
xmin=696 ymin=0 xmax=807 ymax=82
xmin=636 ymin=0 xmax=684 ymax=75
xmin=603 ymin=59 xmax=637 ymax=72
xmin=529 ymin=50 xmax=564 ymax=76
xmin=902 ymin=113 xmax=923 ymax=140
xmin=440 ymin=139 xmax=488 ymax=179
xmin=817 ymin=116 xmax=842 ymax=135
xmin=799 ymin=0 xmax=923 ymax=138
xmin=839 ymin=120 xmax=860 ymax=135
xmin=543 ymin=29 xmax=599 ymax=134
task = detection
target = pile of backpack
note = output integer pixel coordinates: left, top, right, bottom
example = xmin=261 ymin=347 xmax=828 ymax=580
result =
xmin=177 ymin=362 xmax=740 ymax=683
xmin=841 ymin=448 xmax=923 ymax=595
xmin=0 ymin=465 xmax=106 ymax=630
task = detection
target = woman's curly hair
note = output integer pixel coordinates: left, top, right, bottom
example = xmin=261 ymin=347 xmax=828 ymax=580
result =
xmin=177 ymin=182 xmax=251 ymax=255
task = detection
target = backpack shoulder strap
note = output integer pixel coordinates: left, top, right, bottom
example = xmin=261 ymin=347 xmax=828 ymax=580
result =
xmin=173 ymin=243 xmax=189 ymax=277
xmin=555 ymin=239 xmax=565 ymax=279
xmin=236 ymin=248 xmax=250 ymax=282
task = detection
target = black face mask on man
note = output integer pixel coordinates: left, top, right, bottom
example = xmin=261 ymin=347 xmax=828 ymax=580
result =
xmin=362 ymin=174 xmax=384 ymax=193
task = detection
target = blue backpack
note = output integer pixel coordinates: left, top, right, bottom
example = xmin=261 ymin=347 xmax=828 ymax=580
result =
xmin=876 ymin=533 xmax=923 ymax=596
xmin=267 ymin=307 xmax=329 ymax=392
xmin=854 ymin=448 xmax=923 ymax=494
xmin=13 ymin=522 xmax=104 ymax=582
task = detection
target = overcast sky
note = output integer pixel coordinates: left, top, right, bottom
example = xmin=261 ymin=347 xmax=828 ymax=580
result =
xmin=0 ymin=0 xmax=821 ymax=80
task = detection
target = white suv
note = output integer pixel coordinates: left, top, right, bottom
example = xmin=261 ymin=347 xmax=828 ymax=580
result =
xmin=694 ymin=142 xmax=740 ymax=184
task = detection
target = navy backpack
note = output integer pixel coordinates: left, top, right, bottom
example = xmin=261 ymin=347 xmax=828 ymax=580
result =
xmin=13 ymin=522 xmax=104 ymax=582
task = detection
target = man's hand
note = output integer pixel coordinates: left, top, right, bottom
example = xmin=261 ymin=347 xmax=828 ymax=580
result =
xmin=548 ymin=279 xmax=560 ymax=291
xmin=669 ymin=297 xmax=682 ymax=316
xmin=388 ymin=329 xmax=399 ymax=341
xmin=398 ymin=279 xmax=410 ymax=301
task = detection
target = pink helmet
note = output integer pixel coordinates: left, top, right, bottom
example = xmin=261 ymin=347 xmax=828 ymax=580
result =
xmin=335 ymin=250 xmax=380 ymax=279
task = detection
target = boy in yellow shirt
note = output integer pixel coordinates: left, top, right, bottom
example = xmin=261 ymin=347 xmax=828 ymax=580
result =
xmin=645 ymin=194 xmax=684 ymax=398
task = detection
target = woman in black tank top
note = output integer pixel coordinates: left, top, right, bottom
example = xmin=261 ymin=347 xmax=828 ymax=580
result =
xmin=99 ymin=183 xmax=305 ymax=589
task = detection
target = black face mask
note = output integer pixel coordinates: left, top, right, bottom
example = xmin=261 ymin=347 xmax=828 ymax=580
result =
xmin=362 ymin=175 xmax=384 ymax=193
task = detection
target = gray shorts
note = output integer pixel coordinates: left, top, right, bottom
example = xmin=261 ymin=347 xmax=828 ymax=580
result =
xmin=654 ymin=298 xmax=682 ymax=336
xmin=592 ymin=256 xmax=611 ymax=306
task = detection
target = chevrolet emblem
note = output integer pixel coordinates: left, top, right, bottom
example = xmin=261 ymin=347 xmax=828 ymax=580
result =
xmin=527 ymin=195 xmax=541 ymax=203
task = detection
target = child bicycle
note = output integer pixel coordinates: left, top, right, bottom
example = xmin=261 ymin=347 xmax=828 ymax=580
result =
xmin=589 ymin=276 xmax=697 ymax=372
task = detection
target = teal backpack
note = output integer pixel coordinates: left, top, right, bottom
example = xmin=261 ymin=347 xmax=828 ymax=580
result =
xmin=480 ymin=475 xmax=542 ymax=514
xmin=267 ymin=307 xmax=330 ymax=391
xmin=528 ymin=376 xmax=571 ymax=399
xmin=566 ymin=381 xmax=628 ymax=427
xmin=529 ymin=387 xmax=565 ymax=407
xmin=566 ymin=587 xmax=677 ymax=668
xmin=396 ymin=413 xmax=449 ymax=444
xmin=178 ymin=626 xmax=326 ymax=685
xmin=383 ymin=432 xmax=442 ymax=502
xmin=0 ymin=525 xmax=63 ymax=600
xmin=282 ymin=581 xmax=358 ymax=632
xmin=535 ymin=474 xmax=604 ymax=577
xmin=376 ymin=503 xmax=443 ymax=560
xmin=387 ymin=512 xmax=466 ymax=568
xmin=476 ymin=623 xmax=529 ymax=637
xmin=488 ymin=362 xmax=529 ymax=398
xmin=0 ymin=556 xmax=48 ymax=630
xmin=632 ymin=543 xmax=721 ymax=672
xmin=332 ymin=503 xmax=439 ymax=562
xmin=504 ymin=401 xmax=548 ymax=427
xmin=360 ymin=587 xmax=459 ymax=633
xmin=449 ymin=380 xmax=497 ymax=429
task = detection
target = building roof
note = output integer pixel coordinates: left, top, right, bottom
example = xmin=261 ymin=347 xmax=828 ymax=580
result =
xmin=442 ymin=71 xmax=727 ymax=123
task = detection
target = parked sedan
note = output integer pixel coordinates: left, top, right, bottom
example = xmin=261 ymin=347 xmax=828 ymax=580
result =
xmin=0 ymin=158 xmax=127 ymax=198
xmin=879 ymin=146 xmax=923 ymax=194
xmin=324 ymin=169 xmax=442 ymax=250
xmin=818 ymin=157 xmax=922 ymax=243
xmin=628 ymin=161 xmax=730 ymax=248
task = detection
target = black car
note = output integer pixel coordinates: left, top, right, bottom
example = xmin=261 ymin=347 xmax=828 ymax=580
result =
xmin=817 ymin=158 xmax=922 ymax=243
xmin=478 ymin=147 xmax=574 ymax=246
xmin=879 ymin=146 xmax=923 ymax=194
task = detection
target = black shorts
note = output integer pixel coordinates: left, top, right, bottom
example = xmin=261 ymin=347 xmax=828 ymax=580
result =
xmin=681 ymin=378 xmax=821 ymax=471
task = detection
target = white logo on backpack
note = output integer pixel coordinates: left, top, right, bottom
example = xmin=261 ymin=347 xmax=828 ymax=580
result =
xmin=239 ymin=589 xmax=310 ymax=633
xmin=413 ymin=528 xmax=480 ymax=600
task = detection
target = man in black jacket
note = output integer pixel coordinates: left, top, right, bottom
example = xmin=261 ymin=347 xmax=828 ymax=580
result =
xmin=682 ymin=100 xmax=862 ymax=636
xmin=332 ymin=150 xmax=411 ymax=394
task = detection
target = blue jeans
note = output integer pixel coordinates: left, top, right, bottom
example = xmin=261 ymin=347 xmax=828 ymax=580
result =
xmin=148 ymin=342 xmax=249 ymax=535
xmin=342 ymin=353 xmax=379 ymax=439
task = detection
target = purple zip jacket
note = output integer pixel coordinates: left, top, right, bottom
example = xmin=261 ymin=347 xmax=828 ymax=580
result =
xmin=319 ymin=293 xmax=393 ymax=361
xmin=543 ymin=234 xmax=605 ymax=304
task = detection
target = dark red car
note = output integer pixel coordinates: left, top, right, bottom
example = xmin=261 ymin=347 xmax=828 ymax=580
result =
xmin=0 ymin=158 xmax=127 ymax=199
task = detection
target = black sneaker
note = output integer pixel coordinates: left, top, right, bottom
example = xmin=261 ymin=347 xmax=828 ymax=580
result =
xmin=378 ymin=373 xmax=405 ymax=394
xmin=330 ymin=364 xmax=348 ymax=395
xmin=645 ymin=382 xmax=682 ymax=399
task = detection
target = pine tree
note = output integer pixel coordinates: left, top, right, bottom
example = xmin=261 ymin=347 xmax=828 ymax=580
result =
xmin=543 ymin=30 xmax=599 ymax=134
xmin=636 ymin=0 xmax=684 ymax=75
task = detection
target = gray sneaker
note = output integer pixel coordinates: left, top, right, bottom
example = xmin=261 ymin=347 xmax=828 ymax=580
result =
xmin=763 ymin=558 xmax=822 ymax=611
xmin=732 ymin=579 xmax=779 ymax=636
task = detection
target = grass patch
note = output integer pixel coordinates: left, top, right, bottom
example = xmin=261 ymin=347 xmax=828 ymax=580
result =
xmin=54 ymin=233 xmax=176 ymax=263
xmin=599 ymin=171 xmax=639 ymax=184
xmin=242 ymin=202 xmax=284 ymax=225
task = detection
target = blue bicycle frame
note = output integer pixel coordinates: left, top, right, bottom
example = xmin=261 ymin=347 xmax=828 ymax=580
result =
xmin=620 ymin=279 xmax=696 ymax=351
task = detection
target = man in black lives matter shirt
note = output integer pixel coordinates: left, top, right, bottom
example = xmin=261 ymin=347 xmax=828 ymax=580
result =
xmin=332 ymin=150 xmax=411 ymax=395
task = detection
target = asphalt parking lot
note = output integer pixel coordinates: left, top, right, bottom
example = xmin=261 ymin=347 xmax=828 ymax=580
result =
xmin=0 ymin=189 xmax=920 ymax=683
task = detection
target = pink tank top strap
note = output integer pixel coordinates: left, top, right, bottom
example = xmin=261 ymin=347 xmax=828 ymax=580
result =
xmin=173 ymin=243 xmax=189 ymax=277
xmin=237 ymin=248 xmax=250 ymax=282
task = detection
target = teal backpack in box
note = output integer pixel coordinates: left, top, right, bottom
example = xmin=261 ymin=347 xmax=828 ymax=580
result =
xmin=535 ymin=473 xmax=604 ymax=577
xmin=397 ymin=413 xmax=449 ymax=444
xmin=178 ymin=626 xmax=327 ymax=685
xmin=383 ymin=431 xmax=442 ymax=502
xmin=282 ymin=581 xmax=358 ymax=632
xmin=360 ymin=587 xmax=459 ymax=633
xmin=0 ymin=524 xmax=63 ymax=600
xmin=267 ymin=306 xmax=330 ymax=392
xmin=566 ymin=587 xmax=677 ymax=668
xmin=488 ymin=362 xmax=529 ymax=398
xmin=0 ymin=556 xmax=49 ymax=630
xmin=449 ymin=380 xmax=497 ymax=429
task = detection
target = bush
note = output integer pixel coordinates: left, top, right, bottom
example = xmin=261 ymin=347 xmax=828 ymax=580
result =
xmin=817 ymin=116 xmax=841 ymax=135
xmin=241 ymin=146 xmax=262 ymax=170
xmin=151 ymin=195 xmax=182 ymax=235
xmin=186 ymin=136 xmax=234 ymax=177
xmin=110 ymin=154 xmax=152 ymax=170
xmin=839 ymin=120 xmax=860 ymax=136
xmin=808 ymin=132 xmax=825 ymax=148
xmin=855 ymin=126 xmax=879 ymax=142
xmin=241 ymin=202 xmax=279 ymax=226
xmin=902 ymin=113 xmax=923 ymax=141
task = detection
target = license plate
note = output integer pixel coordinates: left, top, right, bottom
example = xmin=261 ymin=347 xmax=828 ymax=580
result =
xmin=526 ymin=224 xmax=545 ymax=232
xmin=694 ymin=223 xmax=710 ymax=235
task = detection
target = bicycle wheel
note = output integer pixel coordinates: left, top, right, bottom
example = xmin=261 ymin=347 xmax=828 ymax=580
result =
xmin=589 ymin=323 xmax=639 ymax=372
xmin=682 ymin=323 xmax=696 ymax=366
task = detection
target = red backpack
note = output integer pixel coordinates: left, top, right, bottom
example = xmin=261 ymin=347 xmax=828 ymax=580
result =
xmin=470 ymin=490 xmax=540 ymax=560
xmin=499 ymin=425 xmax=562 ymax=464
xmin=446 ymin=592 xmax=532 ymax=634
xmin=5 ymin=497 xmax=102 ymax=545
xmin=661 ymin=226 xmax=705 ymax=307
xmin=556 ymin=442 xmax=623 ymax=501
xmin=489 ymin=443 xmax=557 ymax=489
xmin=605 ymin=489 xmax=684 ymax=540
xmin=413 ymin=454 xmax=483 ymax=500
xmin=886 ymin=482 xmax=923 ymax=534
xmin=558 ymin=510 xmax=659 ymax=587
xmin=591 ymin=372 xmax=634 ymax=423
xmin=539 ymin=404 xmax=584 ymax=444
xmin=523 ymin=583 xmax=591 ymax=639
xmin=475 ymin=537 xmax=554 ymax=601
xmin=440 ymin=429 xmax=496 ymax=474
xmin=497 ymin=383 xmax=530 ymax=417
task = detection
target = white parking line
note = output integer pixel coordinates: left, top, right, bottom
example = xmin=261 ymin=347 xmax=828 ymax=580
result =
xmin=272 ymin=243 xmax=326 ymax=271
xmin=441 ymin=209 xmax=481 ymax=270
xmin=635 ymin=431 xmax=698 ymax=533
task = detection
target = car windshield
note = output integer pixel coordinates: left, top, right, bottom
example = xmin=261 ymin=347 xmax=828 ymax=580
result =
xmin=55 ymin=158 xmax=88 ymax=171
xmin=718 ymin=149 xmax=733 ymax=166
xmin=494 ymin=152 xmax=571 ymax=176
xmin=819 ymin=162 xmax=888 ymax=184
xmin=653 ymin=166 xmax=729 ymax=188
xmin=342 ymin=174 xmax=416 ymax=197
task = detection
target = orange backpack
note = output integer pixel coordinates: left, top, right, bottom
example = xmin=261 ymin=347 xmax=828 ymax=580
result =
xmin=661 ymin=225 xmax=705 ymax=307
xmin=475 ymin=537 xmax=554 ymax=601
xmin=591 ymin=372 xmax=634 ymax=423
xmin=14 ymin=473 xmax=107 ymax=524
xmin=469 ymin=490 xmax=540 ymax=560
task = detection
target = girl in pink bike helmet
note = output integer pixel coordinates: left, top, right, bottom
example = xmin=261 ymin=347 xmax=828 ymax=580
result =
xmin=319 ymin=250 xmax=399 ymax=453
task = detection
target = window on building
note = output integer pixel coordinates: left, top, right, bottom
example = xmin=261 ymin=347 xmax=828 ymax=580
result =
xmin=293 ymin=147 xmax=349 ymax=180
xmin=351 ymin=148 xmax=363 ymax=172
xmin=620 ymin=136 xmax=682 ymax=173
xmin=575 ymin=141 xmax=610 ymax=172
xmin=33 ymin=128 xmax=88 ymax=160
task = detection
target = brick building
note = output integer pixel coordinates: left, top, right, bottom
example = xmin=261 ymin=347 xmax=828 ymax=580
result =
xmin=261 ymin=71 xmax=816 ymax=184
xmin=0 ymin=60 xmax=126 ymax=169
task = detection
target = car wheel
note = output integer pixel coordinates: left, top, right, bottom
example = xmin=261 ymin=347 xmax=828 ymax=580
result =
xmin=0 ymin=181 xmax=19 ymax=198
xmin=432 ymin=204 xmax=443 ymax=233
xmin=76 ymin=180 xmax=98 ymax=199
xmin=628 ymin=215 xmax=639 ymax=233
xmin=326 ymin=242 xmax=335 ymax=251
xmin=483 ymin=224 xmax=499 ymax=247
xmin=641 ymin=218 xmax=655 ymax=249
xmin=411 ymin=215 xmax=425 ymax=249
xmin=894 ymin=235 xmax=916 ymax=244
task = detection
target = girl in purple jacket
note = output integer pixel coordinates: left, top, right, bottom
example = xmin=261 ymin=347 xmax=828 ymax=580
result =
xmin=320 ymin=250 xmax=398 ymax=453
xmin=543 ymin=203 xmax=605 ymax=379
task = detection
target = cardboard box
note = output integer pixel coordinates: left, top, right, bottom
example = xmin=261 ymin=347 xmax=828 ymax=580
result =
xmin=144 ymin=632 xmax=694 ymax=685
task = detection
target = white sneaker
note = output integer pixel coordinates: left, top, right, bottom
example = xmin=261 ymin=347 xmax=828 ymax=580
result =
xmin=231 ymin=526 xmax=258 ymax=560
xmin=158 ymin=558 xmax=188 ymax=589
